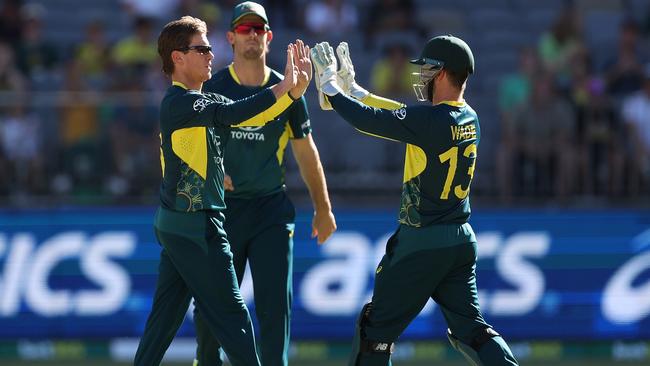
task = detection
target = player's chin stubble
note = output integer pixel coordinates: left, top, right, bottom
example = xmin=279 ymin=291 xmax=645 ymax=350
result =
xmin=244 ymin=49 xmax=263 ymax=60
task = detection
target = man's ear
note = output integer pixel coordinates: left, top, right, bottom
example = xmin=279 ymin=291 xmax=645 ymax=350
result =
xmin=171 ymin=50 xmax=184 ymax=68
xmin=266 ymin=30 xmax=273 ymax=44
xmin=226 ymin=31 xmax=235 ymax=46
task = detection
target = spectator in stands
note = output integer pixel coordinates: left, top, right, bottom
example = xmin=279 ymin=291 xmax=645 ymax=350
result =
xmin=622 ymin=64 xmax=650 ymax=196
xmin=196 ymin=2 xmax=231 ymax=70
xmin=538 ymin=2 xmax=583 ymax=90
xmin=604 ymin=19 xmax=646 ymax=100
xmin=107 ymin=74 xmax=159 ymax=199
xmin=120 ymin=0 xmax=179 ymax=21
xmin=304 ymin=0 xmax=358 ymax=38
xmin=0 ymin=38 xmax=27 ymax=197
xmin=567 ymin=45 xmax=624 ymax=197
xmin=363 ymin=0 xmax=424 ymax=49
xmin=75 ymin=20 xmax=112 ymax=89
xmin=577 ymin=92 xmax=624 ymax=197
xmin=512 ymin=73 xmax=576 ymax=198
xmin=0 ymin=40 xmax=27 ymax=93
xmin=496 ymin=47 xmax=540 ymax=202
xmin=57 ymin=58 xmax=103 ymax=199
xmin=112 ymin=16 xmax=158 ymax=75
xmin=0 ymin=99 xmax=44 ymax=198
xmin=15 ymin=3 xmax=59 ymax=85
xmin=369 ymin=43 xmax=413 ymax=99
xmin=0 ymin=0 xmax=24 ymax=50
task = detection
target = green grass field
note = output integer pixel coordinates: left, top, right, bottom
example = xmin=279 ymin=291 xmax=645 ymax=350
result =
xmin=2 ymin=339 xmax=648 ymax=365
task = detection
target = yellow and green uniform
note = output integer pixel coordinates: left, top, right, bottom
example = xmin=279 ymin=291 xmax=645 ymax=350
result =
xmin=134 ymin=81 xmax=295 ymax=366
xmin=192 ymin=65 xmax=310 ymax=366
xmin=329 ymin=93 xmax=517 ymax=366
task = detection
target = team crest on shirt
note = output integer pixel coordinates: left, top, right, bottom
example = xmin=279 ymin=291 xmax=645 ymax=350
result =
xmin=392 ymin=108 xmax=407 ymax=120
xmin=238 ymin=126 xmax=264 ymax=132
xmin=193 ymin=98 xmax=214 ymax=112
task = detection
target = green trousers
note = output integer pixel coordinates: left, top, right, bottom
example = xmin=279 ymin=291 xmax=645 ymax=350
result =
xmin=194 ymin=191 xmax=294 ymax=366
xmin=134 ymin=207 xmax=260 ymax=366
xmin=349 ymin=224 xmax=518 ymax=366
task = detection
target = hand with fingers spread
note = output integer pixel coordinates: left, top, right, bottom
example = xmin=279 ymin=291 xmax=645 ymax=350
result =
xmin=290 ymin=39 xmax=313 ymax=99
xmin=336 ymin=42 xmax=369 ymax=100
xmin=310 ymin=41 xmax=342 ymax=110
xmin=272 ymin=44 xmax=299 ymax=99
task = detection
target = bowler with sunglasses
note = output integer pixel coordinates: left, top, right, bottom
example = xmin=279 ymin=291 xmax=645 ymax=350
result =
xmin=310 ymin=36 xmax=519 ymax=366
xmin=133 ymin=15 xmax=312 ymax=366
xmin=192 ymin=2 xmax=336 ymax=366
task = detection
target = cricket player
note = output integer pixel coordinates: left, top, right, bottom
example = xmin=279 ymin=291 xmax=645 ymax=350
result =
xmin=192 ymin=3 xmax=336 ymax=366
xmin=311 ymin=37 xmax=519 ymax=366
xmin=133 ymin=15 xmax=312 ymax=366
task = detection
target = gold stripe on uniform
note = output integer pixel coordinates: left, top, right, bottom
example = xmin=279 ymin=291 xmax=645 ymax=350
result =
xmin=276 ymin=124 xmax=292 ymax=165
xmin=228 ymin=64 xmax=293 ymax=127
xmin=233 ymin=93 xmax=294 ymax=127
xmin=360 ymin=93 xmax=405 ymax=110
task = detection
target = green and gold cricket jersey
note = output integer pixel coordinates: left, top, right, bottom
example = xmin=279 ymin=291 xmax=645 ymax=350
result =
xmin=203 ymin=65 xmax=311 ymax=199
xmin=330 ymin=93 xmax=480 ymax=228
xmin=158 ymin=81 xmax=295 ymax=212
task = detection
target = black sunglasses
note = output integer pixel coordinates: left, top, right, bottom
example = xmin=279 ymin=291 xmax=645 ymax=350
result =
xmin=178 ymin=45 xmax=212 ymax=55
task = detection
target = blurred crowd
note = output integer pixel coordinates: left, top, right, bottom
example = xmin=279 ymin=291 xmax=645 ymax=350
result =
xmin=0 ymin=0 xmax=649 ymax=207
xmin=496 ymin=4 xmax=650 ymax=204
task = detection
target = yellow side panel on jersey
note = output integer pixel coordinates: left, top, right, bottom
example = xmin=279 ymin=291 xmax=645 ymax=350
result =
xmin=171 ymin=127 xmax=207 ymax=179
xmin=276 ymin=124 xmax=292 ymax=165
xmin=403 ymin=144 xmax=427 ymax=183
xmin=159 ymin=133 xmax=165 ymax=177
xmin=233 ymin=93 xmax=294 ymax=127
xmin=360 ymin=93 xmax=405 ymax=110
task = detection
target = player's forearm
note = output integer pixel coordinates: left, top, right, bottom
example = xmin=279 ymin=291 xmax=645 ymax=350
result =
xmin=359 ymin=93 xmax=405 ymax=110
xmin=294 ymin=141 xmax=332 ymax=213
xmin=329 ymin=93 xmax=401 ymax=140
xmin=233 ymin=92 xmax=295 ymax=127
xmin=214 ymin=88 xmax=278 ymax=126
xmin=270 ymin=79 xmax=293 ymax=100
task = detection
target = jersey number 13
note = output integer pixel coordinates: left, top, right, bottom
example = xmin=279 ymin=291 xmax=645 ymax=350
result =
xmin=438 ymin=143 xmax=477 ymax=200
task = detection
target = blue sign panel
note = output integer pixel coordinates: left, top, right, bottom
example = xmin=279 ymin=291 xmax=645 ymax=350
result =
xmin=0 ymin=208 xmax=649 ymax=340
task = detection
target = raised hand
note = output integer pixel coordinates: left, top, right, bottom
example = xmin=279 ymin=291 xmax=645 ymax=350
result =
xmin=271 ymin=44 xmax=299 ymax=100
xmin=290 ymin=39 xmax=312 ymax=99
xmin=336 ymin=42 xmax=369 ymax=100
xmin=310 ymin=41 xmax=342 ymax=109
xmin=284 ymin=44 xmax=298 ymax=88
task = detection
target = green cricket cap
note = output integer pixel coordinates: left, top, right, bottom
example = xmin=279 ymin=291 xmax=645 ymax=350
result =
xmin=410 ymin=35 xmax=474 ymax=74
xmin=231 ymin=1 xmax=268 ymax=27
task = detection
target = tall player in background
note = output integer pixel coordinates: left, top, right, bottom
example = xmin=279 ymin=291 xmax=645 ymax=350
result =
xmin=134 ymin=15 xmax=312 ymax=366
xmin=193 ymin=2 xmax=336 ymax=366
xmin=311 ymin=37 xmax=518 ymax=366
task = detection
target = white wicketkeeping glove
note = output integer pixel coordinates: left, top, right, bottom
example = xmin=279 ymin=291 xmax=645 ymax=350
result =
xmin=310 ymin=41 xmax=343 ymax=110
xmin=336 ymin=42 xmax=369 ymax=100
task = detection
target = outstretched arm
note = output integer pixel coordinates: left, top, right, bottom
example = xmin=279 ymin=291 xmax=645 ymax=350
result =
xmin=311 ymin=41 xmax=423 ymax=144
xmin=336 ymin=42 xmax=405 ymax=111
xmin=291 ymin=135 xmax=336 ymax=244
xmin=233 ymin=42 xmax=311 ymax=127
